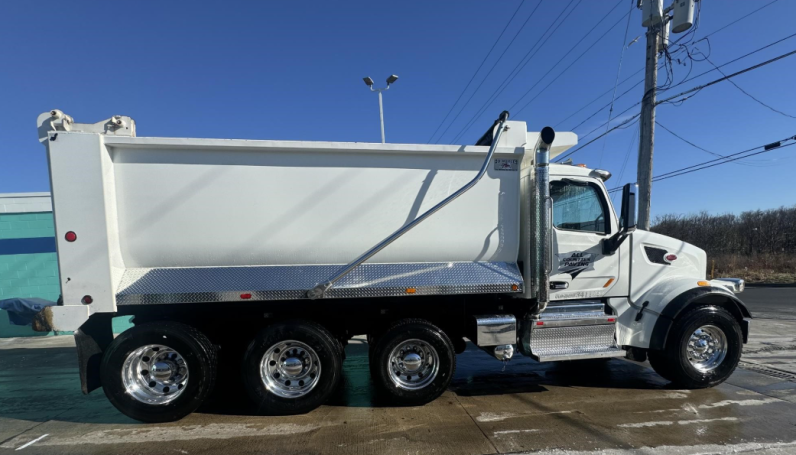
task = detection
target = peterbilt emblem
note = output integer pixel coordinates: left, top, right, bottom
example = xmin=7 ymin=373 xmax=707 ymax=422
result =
xmin=556 ymin=251 xmax=598 ymax=278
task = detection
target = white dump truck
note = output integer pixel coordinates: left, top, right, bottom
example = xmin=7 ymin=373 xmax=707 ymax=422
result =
xmin=33 ymin=110 xmax=750 ymax=423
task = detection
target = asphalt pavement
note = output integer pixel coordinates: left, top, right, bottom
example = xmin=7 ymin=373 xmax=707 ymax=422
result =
xmin=0 ymin=287 xmax=795 ymax=455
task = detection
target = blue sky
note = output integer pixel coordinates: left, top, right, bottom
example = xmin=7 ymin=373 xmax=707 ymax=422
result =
xmin=1 ymin=0 xmax=794 ymax=219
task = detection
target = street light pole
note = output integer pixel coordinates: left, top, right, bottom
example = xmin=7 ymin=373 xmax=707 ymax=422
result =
xmin=377 ymin=89 xmax=385 ymax=143
xmin=363 ymin=75 xmax=399 ymax=143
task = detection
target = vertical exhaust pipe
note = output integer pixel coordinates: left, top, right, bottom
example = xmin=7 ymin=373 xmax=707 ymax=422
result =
xmin=533 ymin=127 xmax=555 ymax=314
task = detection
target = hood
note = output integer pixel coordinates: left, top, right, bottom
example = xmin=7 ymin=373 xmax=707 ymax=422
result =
xmin=633 ymin=229 xmax=707 ymax=280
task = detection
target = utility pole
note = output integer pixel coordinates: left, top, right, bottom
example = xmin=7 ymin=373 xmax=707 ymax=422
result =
xmin=636 ymin=0 xmax=695 ymax=230
xmin=636 ymin=24 xmax=660 ymax=230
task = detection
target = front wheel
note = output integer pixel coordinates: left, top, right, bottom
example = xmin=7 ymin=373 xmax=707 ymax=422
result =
xmin=649 ymin=306 xmax=742 ymax=388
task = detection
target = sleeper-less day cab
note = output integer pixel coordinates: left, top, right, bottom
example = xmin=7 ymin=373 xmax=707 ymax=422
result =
xmin=33 ymin=110 xmax=750 ymax=422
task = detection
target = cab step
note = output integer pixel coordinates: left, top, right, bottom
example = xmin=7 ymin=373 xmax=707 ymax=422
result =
xmin=525 ymin=302 xmax=625 ymax=362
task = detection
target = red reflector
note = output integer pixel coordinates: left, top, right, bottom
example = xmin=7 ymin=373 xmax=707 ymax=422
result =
xmin=82 ymin=295 xmax=93 ymax=304
xmin=607 ymin=318 xmax=615 ymax=322
xmin=665 ymin=254 xmax=677 ymax=262
xmin=65 ymin=231 xmax=77 ymax=242
xmin=536 ymin=321 xmax=544 ymax=326
xmin=240 ymin=293 xmax=252 ymax=300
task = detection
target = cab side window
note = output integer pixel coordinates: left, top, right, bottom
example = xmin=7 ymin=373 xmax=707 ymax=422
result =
xmin=551 ymin=180 xmax=608 ymax=234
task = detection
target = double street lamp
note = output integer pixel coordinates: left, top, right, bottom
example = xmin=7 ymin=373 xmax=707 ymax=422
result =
xmin=363 ymin=75 xmax=399 ymax=143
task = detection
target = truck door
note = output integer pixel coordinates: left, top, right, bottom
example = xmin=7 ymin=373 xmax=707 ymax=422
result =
xmin=548 ymin=177 xmax=619 ymax=300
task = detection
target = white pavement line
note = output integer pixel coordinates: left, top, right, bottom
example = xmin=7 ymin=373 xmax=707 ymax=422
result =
xmin=515 ymin=440 xmax=796 ymax=454
xmin=15 ymin=435 xmax=48 ymax=451
xmin=698 ymin=398 xmax=780 ymax=408
xmin=476 ymin=410 xmax=573 ymax=422
xmin=493 ymin=429 xmax=540 ymax=436
xmin=618 ymin=421 xmax=673 ymax=428
xmin=0 ymin=424 xmax=325 ymax=448
xmin=618 ymin=417 xmax=738 ymax=428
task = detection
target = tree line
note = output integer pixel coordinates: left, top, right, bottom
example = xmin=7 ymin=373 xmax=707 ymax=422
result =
xmin=651 ymin=205 xmax=796 ymax=256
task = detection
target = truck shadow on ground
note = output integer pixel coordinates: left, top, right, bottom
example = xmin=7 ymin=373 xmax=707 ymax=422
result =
xmin=202 ymin=341 xmax=674 ymax=416
xmin=0 ymin=341 xmax=674 ymax=425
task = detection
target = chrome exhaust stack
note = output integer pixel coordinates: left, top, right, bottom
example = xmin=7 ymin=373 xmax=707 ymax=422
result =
xmin=533 ymin=127 xmax=555 ymax=314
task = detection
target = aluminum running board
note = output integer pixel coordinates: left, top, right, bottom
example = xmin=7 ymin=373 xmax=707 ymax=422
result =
xmin=307 ymin=112 xmax=511 ymax=299
xmin=524 ymin=302 xmax=625 ymax=362
xmin=115 ymin=262 xmax=524 ymax=305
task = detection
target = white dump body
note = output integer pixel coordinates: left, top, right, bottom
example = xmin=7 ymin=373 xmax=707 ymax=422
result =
xmin=114 ymin=138 xmax=520 ymax=267
xmin=40 ymin=115 xmax=576 ymax=328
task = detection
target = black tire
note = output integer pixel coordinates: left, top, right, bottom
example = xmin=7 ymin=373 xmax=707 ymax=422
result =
xmin=649 ymin=306 xmax=742 ymax=388
xmin=647 ymin=351 xmax=674 ymax=382
xmin=101 ymin=321 xmax=217 ymax=423
xmin=242 ymin=320 xmax=342 ymax=415
xmin=369 ymin=319 xmax=456 ymax=406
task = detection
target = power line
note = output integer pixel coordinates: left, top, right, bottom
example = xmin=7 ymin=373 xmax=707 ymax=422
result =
xmin=555 ymin=113 xmax=641 ymax=163
xmin=692 ymin=0 xmax=780 ymax=46
xmin=558 ymin=4 xmax=791 ymax=134
xmin=597 ymin=0 xmax=635 ymax=168
xmin=700 ymin=53 xmax=796 ymax=119
xmin=560 ymin=44 xmax=796 ymax=163
xmin=506 ymin=0 xmax=626 ymax=114
xmin=656 ymin=121 xmax=778 ymax=167
xmin=510 ymin=6 xmax=632 ymax=118
xmin=426 ymin=0 xmax=528 ymax=143
xmin=611 ymin=123 xmax=639 ymax=205
xmin=431 ymin=0 xmax=546 ymax=144
xmin=607 ymin=134 xmax=796 ymax=191
xmin=446 ymin=0 xmax=584 ymax=144
xmin=554 ymin=65 xmax=646 ymax=127
xmin=659 ymin=31 xmax=796 ymax=95
xmin=653 ymin=142 xmax=795 ymax=182
xmin=656 ymin=47 xmax=796 ymax=106
xmin=567 ymin=33 xmax=790 ymax=139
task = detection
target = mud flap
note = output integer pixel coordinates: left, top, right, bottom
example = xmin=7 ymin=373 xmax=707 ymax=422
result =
xmin=75 ymin=314 xmax=113 ymax=394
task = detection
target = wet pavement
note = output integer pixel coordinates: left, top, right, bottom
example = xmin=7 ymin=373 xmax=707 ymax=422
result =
xmin=1 ymin=288 xmax=795 ymax=454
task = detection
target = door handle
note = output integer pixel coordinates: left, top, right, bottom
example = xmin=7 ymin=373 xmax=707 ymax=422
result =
xmin=550 ymin=281 xmax=569 ymax=290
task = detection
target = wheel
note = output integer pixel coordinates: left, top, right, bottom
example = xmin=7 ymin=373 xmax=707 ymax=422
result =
xmin=649 ymin=306 xmax=742 ymax=388
xmin=369 ymin=319 xmax=456 ymax=406
xmin=101 ymin=321 xmax=217 ymax=423
xmin=242 ymin=320 xmax=342 ymax=415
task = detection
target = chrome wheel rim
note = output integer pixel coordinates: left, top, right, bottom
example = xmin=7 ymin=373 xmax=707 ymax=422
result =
xmin=686 ymin=325 xmax=728 ymax=372
xmin=122 ymin=344 xmax=189 ymax=405
xmin=260 ymin=340 xmax=321 ymax=398
xmin=388 ymin=339 xmax=439 ymax=390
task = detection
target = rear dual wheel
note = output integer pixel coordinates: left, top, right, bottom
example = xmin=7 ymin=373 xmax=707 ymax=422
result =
xmin=369 ymin=319 xmax=456 ymax=406
xmin=242 ymin=320 xmax=342 ymax=415
xmin=101 ymin=321 xmax=217 ymax=423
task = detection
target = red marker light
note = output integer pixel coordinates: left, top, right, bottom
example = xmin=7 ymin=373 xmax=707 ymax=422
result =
xmin=240 ymin=293 xmax=252 ymax=300
xmin=65 ymin=231 xmax=77 ymax=242
xmin=82 ymin=295 xmax=93 ymax=304
xmin=665 ymin=254 xmax=677 ymax=262
xmin=607 ymin=318 xmax=615 ymax=322
xmin=536 ymin=321 xmax=544 ymax=326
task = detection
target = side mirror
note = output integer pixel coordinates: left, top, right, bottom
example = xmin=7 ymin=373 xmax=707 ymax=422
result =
xmin=619 ymin=183 xmax=637 ymax=232
xmin=604 ymin=183 xmax=637 ymax=255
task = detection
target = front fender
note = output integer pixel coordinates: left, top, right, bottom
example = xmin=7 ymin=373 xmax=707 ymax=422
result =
xmin=616 ymin=278 xmax=751 ymax=349
xmin=649 ymin=286 xmax=751 ymax=350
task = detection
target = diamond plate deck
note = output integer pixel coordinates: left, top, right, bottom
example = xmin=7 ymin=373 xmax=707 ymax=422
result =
xmin=115 ymin=261 xmax=523 ymax=305
xmin=529 ymin=323 xmax=622 ymax=362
